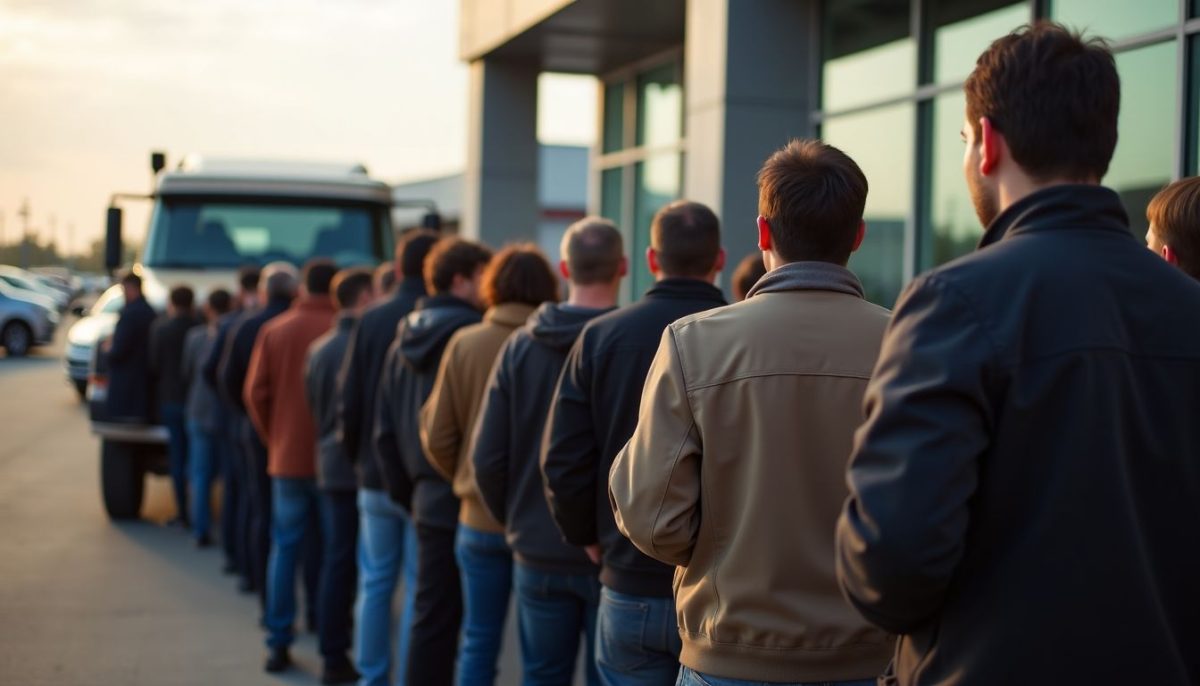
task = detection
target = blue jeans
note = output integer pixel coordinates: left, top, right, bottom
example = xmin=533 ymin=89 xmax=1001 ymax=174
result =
xmin=186 ymin=419 xmax=215 ymax=540
xmin=596 ymin=588 xmax=682 ymax=686
xmin=160 ymin=403 xmax=188 ymax=521
xmin=515 ymin=563 xmax=601 ymax=686
xmin=265 ymin=477 xmax=322 ymax=649
xmin=454 ymin=525 xmax=512 ymax=686
xmin=676 ymin=667 xmax=877 ymax=686
xmin=218 ymin=420 xmax=243 ymax=572
xmin=355 ymin=488 xmax=418 ymax=686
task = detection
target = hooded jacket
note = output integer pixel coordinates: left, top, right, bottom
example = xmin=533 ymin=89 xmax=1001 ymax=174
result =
xmin=337 ymin=276 xmax=427 ymax=491
xmin=374 ymin=294 xmax=481 ymax=528
xmin=541 ymin=278 xmax=726 ymax=597
xmin=610 ymin=262 xmax=894 ymax=682
xmin=307 ymin=312 xmax=358 ymax=491
xmin=837 ymin=185 xmax=1200 ymax=685
xmin=473 ymin=302 xmax=615 ymax=573
xmin=420 ymin=302 xmax=536 ymax=534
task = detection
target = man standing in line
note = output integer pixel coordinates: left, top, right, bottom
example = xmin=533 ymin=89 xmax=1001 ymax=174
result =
xmin=611 ymin=140 xmax=894 ymax=686
xmin=245 ymin=259 xmax=338 ymax=673
xmin=374 ymin=237 xmax=492 ymax=686
xmin=336 ymin=230 xmax=438 ymax=686
xmin=105 ymin=271 xmax=157 ymax=425
xmin=541 ymin=200 xmax=726 ymax=685
xmin=306 ymin=268 xmax=376 ymax=684
xmin=836 ymin=23 xmax=1200 ymax=685
xmin=473 ymin=218 xmax=625 ymax=685
xmin=149 ymin=285 xmax=199 ymax=529
xmin=1146 ymin=177 xmax=1200 ymax=280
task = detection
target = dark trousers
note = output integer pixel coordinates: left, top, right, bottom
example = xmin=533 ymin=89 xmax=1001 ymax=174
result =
xmin=405 ymin=522 xmax=462 ymax=686
xmin=240 ymin=416 xmax=272 ymax=610
xmin=160 ymin=402 xmax=189 ymax=522
xmin=218 ymin=424 xmax=243 ymax=571
xmin=318 ymin=490 xmax=359 ymax=661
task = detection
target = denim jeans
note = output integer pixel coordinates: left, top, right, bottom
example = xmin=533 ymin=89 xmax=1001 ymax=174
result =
xmin=454 ymin=525 xmax=512 ymax=686
xmin=186 ymin=419 xmax=215 ymax=540
xmin=596 ymin=587 xmax=682 ymax=686
xmin=160 ymin=403 xmax=188 ymax=522
xmin=218 ymin=422 xmax=243 ymax=573
xmin=355 ymin=488 xmax=418 ymax=686
xmin=676 ymin=667 xmax=878 ymax=686
xmin=318 ymin=490 xmax=358 ymax=662
xmin=265 ymin=477 xmax=322 ymax=649
xmin=515 ymin=563 xmax=601 ymax=686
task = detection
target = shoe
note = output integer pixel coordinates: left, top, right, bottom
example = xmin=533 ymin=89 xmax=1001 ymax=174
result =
xmin=320 ymin=658 xmax=359 ymax=685
xmin=194 ymin=534 xmax=212 ymax=549
xmin=165 ymin=516 xmax=190 ymax=530
xmin=221 ymin=560 xmax=237 ymax=575
xmin=237 ymin=577 xmax=254 ymax=594
xmin=264 ymin=647 xmax=291 ymax=673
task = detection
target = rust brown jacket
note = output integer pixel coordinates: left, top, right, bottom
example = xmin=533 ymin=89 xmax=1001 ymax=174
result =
xmin=245 ymin=294 xmax=336 ymax=479
xmin=420 ymin=302 xmax=535 ymax=533
xmin=610 ymin=261 xmax=894 ymax=683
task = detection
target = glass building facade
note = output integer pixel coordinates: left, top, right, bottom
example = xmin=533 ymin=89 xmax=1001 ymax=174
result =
xmin=595 ymin=0 xmax=1196 ymax=306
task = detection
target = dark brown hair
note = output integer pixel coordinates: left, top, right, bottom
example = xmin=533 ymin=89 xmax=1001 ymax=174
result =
xmin=732 ymin=253 xmax=768 ymax=301
xmin=331 ymin=268 xmax=374 ymax=309
xmin=398 ymin=228 xmax=441 ymax=280
xmin=651 ymin=200 xmax=722 ymax=278
xmin=237 ymin=265 xmax=261 ymax=293
xmin=207 ymin=288 xmax=233 ymax=315
xmin=757 ymin=139 xmax=867 ymax=264
xmin=302 ymin=258 xmax=337 ymax=296
xmin=1148 ymin=177 xmax=1200 ymax=279
xmin=964 ymin=21 xmax=1119 ymax=182
xmin=482 ymin=244 xmax=560 ymax=308
xmin=424 ymin=238 xmax=494 ymax=294
xmin=562 ymin=217 xmax=624 ymax=285
xmin=168 ymin=285 xmax=194 ymax=310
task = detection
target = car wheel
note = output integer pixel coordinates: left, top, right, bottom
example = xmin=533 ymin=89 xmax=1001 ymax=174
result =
xmin=101 ymin=440 xmax=145 ymax=520
xmin=73 ymin=379 xmax=88 ymax=401
xmin=2 ymin=321 xmax=32 ymax=357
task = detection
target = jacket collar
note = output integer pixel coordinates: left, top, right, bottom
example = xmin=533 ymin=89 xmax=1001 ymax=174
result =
xmin=417 ymin=293 xmax=479 ymax=313
xmin=746 ymin=261 xmax=864 ymax=299
xmin=397 ymin=275 xmax=427 ymax=299
xmin=265 ymin=295 xmax=293 ymax=314
xmin=485 ymin=302 xmax=537 ymax=328
xmin=979 ymin=184 xmax=1131 ymax=249
xmin=292 ymin=294 xmax=336 ymax=313
xmin=335 ymin=312 xmax=357 ymax=332
xmin=644 ymin=277 xmax=726 ymax=304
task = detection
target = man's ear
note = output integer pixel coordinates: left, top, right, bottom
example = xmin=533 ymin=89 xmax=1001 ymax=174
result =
xmin=617 ymin=255 xmax=629 ymax=278
xmin=559 ymin=259 xmax=570 ymax=280
xmin=1163 ymin=243 xmax=1180 ymax=266
xmin=851 ymin=220 xmax=866 ymax=252
xmin=712 ymin=248 xmax=727 ymax=275
xmin=646 ymin=247 xmax=660 ymax=275
xmin=757 ymin=216 xmax=773 ymax=252
xmin=979 ymin=117 xmax=1002 ymax=176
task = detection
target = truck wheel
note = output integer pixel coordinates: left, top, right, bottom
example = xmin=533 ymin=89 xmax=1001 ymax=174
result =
xmin=101 ymin=440 xmax=144 ymax=520
xmin=2 ymin=321 xmax=32 ymax=357
xmin=73 ymin=379 xmax=88 ymax=401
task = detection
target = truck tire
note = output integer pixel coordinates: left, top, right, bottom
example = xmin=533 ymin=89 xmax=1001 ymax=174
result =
xmin=101 ymin=440 xmax=144 ymax=520
xmin=2 ymin=321 xmax=32 ymax=357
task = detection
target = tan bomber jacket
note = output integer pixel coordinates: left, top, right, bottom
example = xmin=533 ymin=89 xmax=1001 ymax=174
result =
xmin=610 ymin=261 xmax=895 ymax=682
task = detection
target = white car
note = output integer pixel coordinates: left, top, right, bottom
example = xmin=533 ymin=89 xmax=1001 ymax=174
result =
xmin=0 ymin=265 xmax=70 ymax=311
xmin=0 ymin=281 xmax=59 ymax=357
xmin=63 ymin=286 xmax=124 ymax=399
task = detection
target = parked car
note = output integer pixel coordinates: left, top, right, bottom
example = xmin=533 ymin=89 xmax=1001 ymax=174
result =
xmin=0 ymin=281 xmax=59 ymax=357
xmin=0 ymin=265 xmax=70 ymax=311
xmin=63 ymin=286 xmax=124 ymax=399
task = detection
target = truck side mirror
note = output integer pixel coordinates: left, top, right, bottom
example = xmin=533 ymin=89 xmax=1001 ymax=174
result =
xmin=105 ymin=207 xmax=123 ymax=271
xmin=421 ymin=212 xmax=442 ymax=231
xmin=151 ymin=151 xmax=166 ymax=174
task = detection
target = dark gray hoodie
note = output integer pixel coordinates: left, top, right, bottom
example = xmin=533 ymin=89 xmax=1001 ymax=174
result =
xmin=471 ymin=301 xmax=615 ymax=573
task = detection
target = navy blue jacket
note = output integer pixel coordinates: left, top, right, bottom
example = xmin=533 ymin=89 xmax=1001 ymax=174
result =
xmin=837 ymin=185 xmax=1200 ymax=685
xmin=105 ymin=296 xmax=157 ymax=422
xmin=217 ymin=295 xmax=292 ymax=412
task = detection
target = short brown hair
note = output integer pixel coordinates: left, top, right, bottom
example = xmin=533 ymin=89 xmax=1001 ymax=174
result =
xmin=758 ymin=139 xmax=867 ymax=264
xmin=1148 ymin=177 xmax=1200 ymax=279
xmin=561 ymin=217 xmax=624 ymax=285
xmin=168 ymin=285 xmax=194 ymax=310
xmin=397 ymin=228 xmax=440 ymax=279
xmin=424 ymin=238 xmax=493 ymax=294
xmin=331 ymin=268 xmax=374 ymax=310
xmin=651 ymin=200 xmax=722 ymax=278
xmin=302 ymin=258 xmax=337 ymax=296
xmin=481 ymin=244 xmax=560 ymax=308
xmin=965 ymin=22 xmax=1118 ymax=182
xmin=732 ymin=253 xmax=767 ymax=301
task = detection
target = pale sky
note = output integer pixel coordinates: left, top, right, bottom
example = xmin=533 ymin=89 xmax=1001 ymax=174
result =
xmin=0 ymin=0 xmax=596 ymax=253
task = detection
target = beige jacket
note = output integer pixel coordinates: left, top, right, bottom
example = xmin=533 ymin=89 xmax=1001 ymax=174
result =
xmin=610 ymin=262 xmax=895 ymax=682
xmin=420 ymin=302 xmax=535 ymax=534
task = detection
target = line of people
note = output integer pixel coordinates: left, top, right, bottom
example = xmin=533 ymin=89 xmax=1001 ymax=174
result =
xmin=108 ymin=20 xmax=1200 ymax=686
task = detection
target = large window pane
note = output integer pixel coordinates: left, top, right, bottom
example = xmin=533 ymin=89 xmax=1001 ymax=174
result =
xmin=600 ymin=167 xmax=624 ymax=225
xmin=632 ymin=153 xmax=682 ymax=297
xmin=635 ymin=63 xmax=682 ymax=148
xmin=931 ymin=1 xmax=1030 ymax=84
xmin=926 ymin=90 xmax=983 ymax=266
xmin=1108 ymin=41 xmax=1176 ymax=236
xmin=602 ymin=82 xmax=625 ymax=154
xmin=1051 ymin=0 xmax=1176 ymax=42
xmin=1190 ymin=35 xmax=1200 ymax=175
xmin=822 ymin=0 xmax=915 ymax=111
xmin=823 ymin=105 xmax=914 ymax=306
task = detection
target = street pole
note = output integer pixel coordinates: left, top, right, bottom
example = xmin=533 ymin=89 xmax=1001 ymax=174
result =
xmin=66 ymin=222 xmax=75 ymax=271
xmin=17 ymin=197 xmax=31 ymax=270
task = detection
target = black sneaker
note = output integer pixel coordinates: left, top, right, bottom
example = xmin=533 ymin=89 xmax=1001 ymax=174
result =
xmin=264 ymin=647 xmax=291 ymax=673
xmin=221 ymin=559 xmax=237 ymax=575
xmin=321 ymin=658 xmax=359 ymax=685
xmin=194 ymin=534 xmax=212 ymax=549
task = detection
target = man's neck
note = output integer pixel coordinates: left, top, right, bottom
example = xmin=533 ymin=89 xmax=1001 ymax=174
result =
xmin=998 ymin=175 xmax=1098 ymax=216
xmin=566 ymin=283 xmax=618 ymax=309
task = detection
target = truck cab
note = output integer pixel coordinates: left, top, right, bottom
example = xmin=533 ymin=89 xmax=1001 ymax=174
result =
xmin=92 ymin=155 xmax=397 ymax=520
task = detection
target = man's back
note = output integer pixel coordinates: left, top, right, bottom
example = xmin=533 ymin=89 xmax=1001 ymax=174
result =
xmin=150 ymin=314 xmax=197 ymax=406
xmin=307 ymin=314 xmax=356 ymax=491
xmin=106 ymin=297 xmax=157 ymax=421
xmin=840 ymin=185 xmax=1200 ymax=684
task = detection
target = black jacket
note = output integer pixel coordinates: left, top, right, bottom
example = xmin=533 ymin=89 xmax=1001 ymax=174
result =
xmin=217 ymin=295 xmax=292 ymax=412
xmin=149 ymin=313 xmax=199 ymax=406
xmin=837 ymin=185 xmax=1200 ymax=685
xmin=374 ymin=294 xmax=481 ymax=528
xmin=106 ymin=296 xmax=157 ymax=422
xmin=337 ymin=276 xmax=427 ymax=491
xmin=307 ymin=313 xmax=357 ymax=492
xmin=542 ymin=279 xmax=726 ymax=596
xmin=473 ymin=302 xmax=614 ymax=574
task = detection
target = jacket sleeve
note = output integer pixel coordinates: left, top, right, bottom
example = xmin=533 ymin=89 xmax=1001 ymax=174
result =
xmin=336 ymin=322 xmax=364 ymax=463
xmin=471 ymin=347 xmax=512 ymax=524
xmin=109 ymin=307 xmax=145 ymax=365
xmin=304 ymin=344 xmax=322 ymax=427
xmin=202 ymin=322 xmax=228 ymax=390
xmin=220 ymin=325 xmax=248 ymax=412
xmin=374 ymin=342 xmax=413 ymax=509
xmin=836 ymin=274 xmax=994 ymax=635
xmin=540 ymin=333 xmax=600 ymax=546
xmin=243 ymin=331 xmax=272 ymax=444
xmin=419 ymin=334 xmax=464 ymax=483
xmin=610 ymin=327 xmax=701 ymax=567
xmin=147 ymin=319 xmax=163 ymax=375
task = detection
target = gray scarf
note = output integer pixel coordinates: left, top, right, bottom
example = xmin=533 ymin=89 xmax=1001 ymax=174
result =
xmin=745 ymin=260 xmax=864 ymax=299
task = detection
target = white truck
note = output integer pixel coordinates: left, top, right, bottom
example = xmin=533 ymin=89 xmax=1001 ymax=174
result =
xmin=89 ymin=153 xmax=432 ymax=520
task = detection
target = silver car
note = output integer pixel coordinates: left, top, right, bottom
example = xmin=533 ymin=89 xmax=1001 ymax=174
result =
xmin=0 ymin=281 xmax=58 ymax=357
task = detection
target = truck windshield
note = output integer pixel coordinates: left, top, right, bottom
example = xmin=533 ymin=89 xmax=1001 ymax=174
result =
xmin=143 ymin=198 xmax=389 ymax=269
